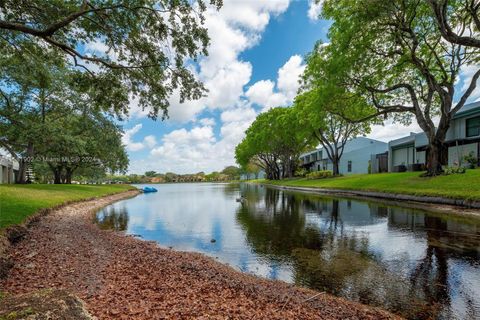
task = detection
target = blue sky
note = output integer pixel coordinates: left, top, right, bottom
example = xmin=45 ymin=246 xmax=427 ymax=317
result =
xmin=121 ymin=1 xmax=331 ymax=174
xmin=120 ymin=0 xmax=479 ymax=175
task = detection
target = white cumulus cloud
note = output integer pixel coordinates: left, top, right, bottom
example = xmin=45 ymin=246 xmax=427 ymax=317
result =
xmin=277 ymin=55 xmax=305 ymax=101
xmin=246 ymin=54 xmax=305 ymax=111
xmin=245 ymin=80 xmax=288 ymax=109
xmin=308 ymin=0 xmax=324 ymax=21
xmin=129 ymin=1 xmax=291 ymax=124
xmin=122 ymin=124 xmax=157 ymax=152
xmin=130 ymin=105 xmax=258 ymax=174
xmin=368 ymin=120 xmax=422 ymax=142
xmin=126 ymin=1 xmax=299 ymax=173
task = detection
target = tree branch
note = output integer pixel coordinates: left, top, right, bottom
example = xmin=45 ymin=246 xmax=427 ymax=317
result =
xmin=0 ymin=3 xmax=124 ymax=37
xmin=428 ymin=0 xmax=480 ymax=49
xmin=453 ymin=67 xmax=480 ymax=114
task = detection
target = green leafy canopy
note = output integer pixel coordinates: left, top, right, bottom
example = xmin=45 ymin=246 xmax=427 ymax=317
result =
xmin=0 ymin=0 xmax=223 ymax=119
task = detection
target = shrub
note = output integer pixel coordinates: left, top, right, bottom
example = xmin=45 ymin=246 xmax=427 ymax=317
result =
xmin=306 ymin=170 xmax=333 ymax=180
xmin=463 ymin=151 xmax=478 ymax=169
xmin=393 ymin=165 xmax=407 ymax=172
xmin=444 ymin=166 xmax=466 ymax=175
xmin=295 ymin=168 xmax=308 ymax=177
xmin=408 ymin=163 xmax=426 ymax=172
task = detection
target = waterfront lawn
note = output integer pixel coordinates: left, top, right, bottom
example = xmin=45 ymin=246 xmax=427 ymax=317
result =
xmin=0 ymin=184 xmax=134 ymax=229
xmin=259 ymin=169 xmax=480 ymax=201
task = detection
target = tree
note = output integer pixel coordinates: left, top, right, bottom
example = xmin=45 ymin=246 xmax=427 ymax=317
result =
xmin=428 ymin=0 xmax=480 ymax=49
xmin=35 ymin=109 xmax=128 ymax=184
xmin=0 ymin=0 xmax=222 ymax=119
xmin=235 ymin=107 xmax=314 ymax=180
xmin=241 ymin=161 xmax=261 ymax=180
xmin=205 ymin=171 xmax=221 ymax=181
xmin=321 ymin=0 xmax=480 ymax=175
xmin=0 ymin=50 xmax=131 ymax=183
xmin=0 ymin=51 xmax=73 ymax=183
xmin=145 ymin=171 xmax=157 ymax=177
xmin=221 ymin=166 xmax=241 ymax=180
xmin=294 ymin=93 xmax=373 ymax=176
xmin=298 ymin=44 xmax=377 ymax=176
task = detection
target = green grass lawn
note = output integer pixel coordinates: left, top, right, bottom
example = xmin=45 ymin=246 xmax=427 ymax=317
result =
xmin=0 ymin=184 xmax=135 ymax=229
xmin=257 ymin=169 xmax=480 ymax=201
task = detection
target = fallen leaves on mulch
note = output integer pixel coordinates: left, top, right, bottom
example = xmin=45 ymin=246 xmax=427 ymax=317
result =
xmin=0 ymin=191 xmax=402 ymax=319
xmin=0 ymin=289 xmax=94 ymax=319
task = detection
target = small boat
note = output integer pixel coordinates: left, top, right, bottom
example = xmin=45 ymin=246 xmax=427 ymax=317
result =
xmin=142 ymin=186 xmax=158 ymax=193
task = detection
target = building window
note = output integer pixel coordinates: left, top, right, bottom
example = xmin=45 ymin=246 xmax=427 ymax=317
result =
xmin=348 ymin=161 xmax=352 ymax=172
xmin=317 ymin=164 xmax=320 ymax=171
xmin=466 ymin=116 xmax=480 ymax=137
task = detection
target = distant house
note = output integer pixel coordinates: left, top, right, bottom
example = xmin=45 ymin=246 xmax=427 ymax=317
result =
xmin=300 ymin=137 xmax=388 ymax=175
xmin=388 ymin=101 xmax=480 ymax=171
xmin=240 ymin=171 xmax=265 ymax=180
xmin=0 ymin=155 xmax=19 ymax=183
xmin=150 ymin=176 xmax=165 ymax=183
xmin=388 ymin=132 xmax=427 ymax=171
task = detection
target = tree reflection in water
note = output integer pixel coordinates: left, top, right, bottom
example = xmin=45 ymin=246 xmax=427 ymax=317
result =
xmin=95 ymin=205 xmax=129 ymax=231
xmin=236 ymin=184 xmax=480 ymax=319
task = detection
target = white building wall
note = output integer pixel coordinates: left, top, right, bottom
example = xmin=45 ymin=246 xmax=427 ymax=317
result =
xmin=448 ymin=143 xmax=478 ymax=166
xmin=391 ymin=146 xmax=416 ymax=167
xmin=301 ymin=138 xmax=388 ymax=175
xmin=339 ymin=141 xmax=388 ymax=174
xmin=416 ymin=151 xmax=426 ymax=164
xmin=0 ymin=165 xmax=13 ymax=183
xmin=339 ymin=149 xmax=371 ymax=174
xmin=392 ymin=148 xmax=407 ymax=167
xmin=0 ymin=156 xmax=19 ymax=184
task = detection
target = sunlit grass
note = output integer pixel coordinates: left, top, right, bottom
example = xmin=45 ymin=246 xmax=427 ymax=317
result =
xmin=0 ymin=184 xmax=134 ymax=229
xmin=257 ymin=169 xmax=480 ymax=201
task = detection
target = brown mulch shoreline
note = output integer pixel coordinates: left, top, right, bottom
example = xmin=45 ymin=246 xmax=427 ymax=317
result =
xmin=0 ymin=191 xmax=402 ymax=319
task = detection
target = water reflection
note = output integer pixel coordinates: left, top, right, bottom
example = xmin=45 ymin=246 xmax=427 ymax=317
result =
xmin=95 ymin=183 xmax=480 ymax=320
xmin=238 ymin=184 xmax=480 ymax=319
xmin=95 ymin=205 xmax=129 ymax=231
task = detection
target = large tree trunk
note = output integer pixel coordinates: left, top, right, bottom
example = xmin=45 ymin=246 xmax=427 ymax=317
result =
xmin=15 ymin=142 xmax=34 ymax=184
xmin=65 ymin=167 xmax=74 ymax=184
xmin=288 ymin=159 xmax=295 ymax=178
xmin=53 ymin=170 xmax=62 ymax=184
xmin=265 ymin=167 xmax=273 ymax=180
xmin=52 ymin=165 xmax=64 ymax=184
xmin=16 ymin=159 xmax=27 ymax=184
xmin=332 ymin=157 xmax=340 ymax=176
xmin=425 ymin=126 xmax=449 ymax=176
xmin=426 ymin=140 xmax=447 ymax=176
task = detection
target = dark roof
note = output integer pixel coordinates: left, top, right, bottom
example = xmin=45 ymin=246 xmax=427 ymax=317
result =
xmin=454 ymin=101 xmax=480 ymax=118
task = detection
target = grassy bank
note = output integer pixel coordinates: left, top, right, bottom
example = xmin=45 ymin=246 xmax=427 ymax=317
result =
xmin=256 ymin=169 xmax=480 ymax=201
xmin=0 ymin=184 xmax=135 ymax=229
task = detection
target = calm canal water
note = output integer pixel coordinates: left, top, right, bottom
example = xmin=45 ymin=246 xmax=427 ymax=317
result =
xmin=95 ymin=183 xmax=480 ymax=319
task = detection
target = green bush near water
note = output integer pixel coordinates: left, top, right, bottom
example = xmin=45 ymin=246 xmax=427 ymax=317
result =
xmin=443 ymin=166 xmax=466 ymax=175
xmin=463 ymin=152 xmax=478 ymax=169
xmin=306 ymin=170 xmax=334 ymax=180
xmin=0 ymin=184 xmax=134 ymax=229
